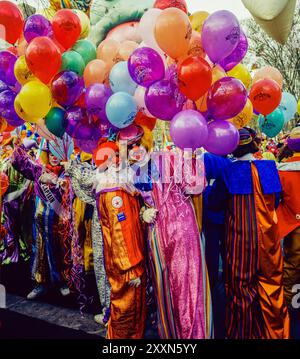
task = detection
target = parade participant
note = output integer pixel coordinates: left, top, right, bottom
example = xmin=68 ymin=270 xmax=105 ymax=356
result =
xmin=10 ymin=138 xmax=73 ymax=300
xmin=125 ymin=124 xmax=213 ymax=339
xmin=208 ymin=127 xmax=290 ymax=339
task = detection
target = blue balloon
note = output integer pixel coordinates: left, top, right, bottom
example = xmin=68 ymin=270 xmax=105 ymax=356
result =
xmin=109 ymin=61 xmax=137 ymax=95
xmin=259 ymin=107 xmax=285 ymax=138
xmin=106 ymin=92 xmax=137 ymax=129
xmin=278 ymin=92 xmax=297 ymax=123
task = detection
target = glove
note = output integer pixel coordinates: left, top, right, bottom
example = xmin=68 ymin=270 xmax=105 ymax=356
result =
xmin=141 ymin=207 xmax=158 ymax=224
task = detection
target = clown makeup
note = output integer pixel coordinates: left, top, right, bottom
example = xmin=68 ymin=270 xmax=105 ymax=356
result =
xmin=128 ymin=141 xmax=147 ymax=164
xmin=49 ymin=153 xmax=60 ymax=166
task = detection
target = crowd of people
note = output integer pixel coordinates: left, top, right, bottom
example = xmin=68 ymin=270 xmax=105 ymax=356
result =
xmin=0 ymin=122 xmax=300 ymax=340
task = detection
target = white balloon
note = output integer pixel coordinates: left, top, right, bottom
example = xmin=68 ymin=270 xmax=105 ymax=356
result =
xmin=134 ymin=86 xmax=154 ymax=118
xmin=139 ymin=8 xmax=162 ymax=51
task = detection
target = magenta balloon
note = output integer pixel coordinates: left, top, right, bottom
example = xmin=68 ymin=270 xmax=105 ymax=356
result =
xmin=24 ymin=14 xmax=53 ymax=43
xmin=165 ymin=63 xmax=179 ymax=87
xmin=85 ymin=84 xmax=112 ymax=123
xmin=76 ymin=130 xmax=101 ymax=153
xmin=219 ymin=31 xmax=248 ymax=71
xmin=202 ymin=10 xmax=241 ymax=64
xmin=52 ymin=71 xmax=84 ymax=107
xmin=0 ymin=89 xmax=23 ymax=125
xmin=145 ymin=79 xmax=186 ymax=121
xmin=0 ymin=51 xmax=17 ymax=86
xmin=207 ymin=77 xmax=247 ymax=120
xmin=128 ymin=47 xmax=165 ymax=87
xmin=64 ymin=107 xmax=95 ymax=140
xmin=170 ymin=110 xmax=208 ymax=150
xmin=204 ymin=120 xmax=239 ymax=156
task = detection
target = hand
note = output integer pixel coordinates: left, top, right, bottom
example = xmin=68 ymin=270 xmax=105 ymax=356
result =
xmin=128 ymin=277 xmax=141 ymax=288
xmin=142 ymin=208 xmax=158 ymax=224
xmin=40 ymin=171 xmax=58 ymax=185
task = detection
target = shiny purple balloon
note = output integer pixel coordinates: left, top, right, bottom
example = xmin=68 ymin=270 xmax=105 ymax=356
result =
xmin=207 ymin=77 xmax=247 ymax=121
xmin=204 ymin=120 xmax=239 ymax=156
xmin=85 ymin=84 xmax=112 ymax=123
xmin=170 ymin=110 xmax=208 ymax=150
xmin=24 ymin=14 xmax=53 ymax=43
xmin=219 ymin=31 xmax=248 ymax=71
xmin=202 ymin=10 xmax=241 ymax=64
xmin=76 ymin=130 xmax=102 ymax=154
xmin=145 ymin=79 xmax=186 ymax=121
xmin=0 ymin=51 xmax=17 ymax=86
xmin=165 ymin=63 xmax=179 ymax=87
xmin=0 ymin=80 xmax=9 ymax=93
xmin=64 ymin=107 xmax=94 ymax=140
xmin=52 ymin=71 xmax=84 ymax=108
xmin=0 ymin=89 xmax=23 ymax=125
xmin=128 ymin=47 xmax=165 ymax=87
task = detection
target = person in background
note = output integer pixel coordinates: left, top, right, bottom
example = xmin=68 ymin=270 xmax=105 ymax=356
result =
xmin=208 ymin=128 xmax=290 ymax=339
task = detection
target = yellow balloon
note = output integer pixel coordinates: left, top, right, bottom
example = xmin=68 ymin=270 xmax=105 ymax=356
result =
xmin=17 ymin=81 xmax=52 ymax=120
xmin=72 ymin=9 xmax=90 ymax=39
xmin=227 ymin=63 xmax=252 ymax=89
xmin=14 ymin=94 xmax=39 ymax=123
xmin=14 ymin=55 xmax=35 ymax=85
xmin=189 ymin=11 xmax=210 ymax=33
xmin=229 ymin=99 xmax=253 ymax=129
xmin=297 ymin=99 xmax=300 ymax=115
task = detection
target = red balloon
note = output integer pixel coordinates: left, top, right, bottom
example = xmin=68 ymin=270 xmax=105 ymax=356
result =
xmin=25 ymin=36 xmax=62 ymax=84
xmin=0 ymin=172 xmax=9 ymax=196
xmin=249 ymin=79 xmax=282 ymax=116
xmin=52 ymin=10 xmax=81 ymax=51
xmin=7 ymin=46 xmax=18 ymax=56
xmin=0 ymin=1 xmax=24 ymax=44
xmin=178 ymin=56 xmax=212 ymax=101
xmin=154 ymin=0 xmax=188 ymax=13
xmin=134 ymin=111 xmax=157 ymax=131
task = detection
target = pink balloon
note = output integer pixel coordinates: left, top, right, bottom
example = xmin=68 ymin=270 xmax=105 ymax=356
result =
xmin=139 ymin=8 xmax=162 ymax=52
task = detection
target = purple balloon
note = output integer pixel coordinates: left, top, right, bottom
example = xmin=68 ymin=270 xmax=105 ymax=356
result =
xmin=204 ymin=120 xmax=239 ymax=156
xmin=145 ymin=79 xmax=186 ymax=121
xmin=165 ymin=63 xmax=179 ymax=87
xmin=85 ymin=84 xmax=112 ymax=123
xmin=202 ymin=10 xmax=241 ymax=64
xmin=170 ymin=110 xmax=208 ymax=150
xmin=207 ymin=77 xmax=247 ymax=121
xmin=0 ymin=51 xmax=17 ymax=86
xmin=128 ymin=47 xmax=165 ymax=88
xmin=0 ymin=89 xmax=23 ymax=125
xmin=24 ymin=14 xmax=53 ymax=43
xmin=99 ymin=115 xmax=118 ymax=135
xmin=76 ymin=130 xmax=102 ymax=154
xmin=64 ymin=107 xmax=95 ymax=140
xmin=52 ymin=71 xmax=84 ymax=108
xmin=219 ymin=31 xmax=248 ymax=71
xmin=0 ymin=80 xmax=9 ymax=93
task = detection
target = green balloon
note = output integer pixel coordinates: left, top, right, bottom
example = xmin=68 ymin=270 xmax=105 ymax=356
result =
xmin=258 ymin=107 xmax=285 ymax=138
xmin=61 ymin=51 xmax=85 ymax=76
xmin=45 ymin=107 xmax=66 ymax=138
xmin=72 ymin=40 xmax=97 ymax=66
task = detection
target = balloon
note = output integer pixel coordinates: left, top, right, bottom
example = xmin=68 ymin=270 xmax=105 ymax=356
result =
xmin=207 ymin=77 xmax=248 ymax=120
xmin=249 ymin=79 xmax=282 ymax=116
xmin=97 ymin=39 xmax=120 ymax=70
xmin=24 ymin=14 xmax=53 ymax=43
xmin=72 ymin=10 xmax=90 ymax=39
xmin=61 ymin=51 xmax=85 ymax=76
xmin=134 ymin=111 xmax=157 ymax=131
xmin=128 ymin=47 xmax=165 ymax=88
xmin=139 ymin=8 xmax=162 ymax=51
xmin=52 ymin=9 xmax=81 ymax=50
xmin=84 ymin=59 xmax=108 ymax=87
xmin=0 ymin=51 xmax=17 ymax=86
xmin=64 ymin=106 xmax=95 ymax=140
xmin=189 ymin=11 xmax=210 ymax=33
xmin=145 ymin=79 xmax=186 ymax=121
xmin=52 ymin=71 xmax=84 ymax=107
xmin=184 ymin=31 xmax=206 ymax=58
xmin=134 ymin=86 xmax=154 ymax=118
xmin=178 ymin=56 xmax=212 ymax=101
xmin=219 ymin=31 xmax=248 ymax=71
xmin=0 ymin=90 xmax=23 ymax=125
xmin=109 ymin=61 xmax=137 ymax=95
xmin=170 ymin=110 xmax=208 ymax=150
xmin=14 ymin=93 xmax=38 ymax=123
xmin=85 ymin=84 xmax=112 ymax=123
xmin=118 ymin=41 xmax=139 ymax=61
xmin=76 ymin=134 xmax=101 ymax=154
xmin=25 ymin=37 xmax=62 ymax=84
xmin=253 ymin=66 xmax=283 ymax=88
xmin=202 ymin=10 xmax=241 ymax=64
xmin=0 ymin=1 xmax=24 ymax=44
xmin=106 ymin=21 xmax=141 ymax=44
xmin=154 ymin=0 xmax=188 ymax=13
xmin=204 ymin=120 xmax=239 ymax=156
xmin=0 ymin=117 xmax=7 ymax=132
xmin=73 ymin=40 xmax=97 ymax=66
xmin=278 ymin=92 xmax=297 ymax=123
xmin=258 ymin=108 xmax=285 ymax=138
xmin=45 ymin=107 xmax=66 ymax=137
xmin=228 ymin=99 xmax=253 ymax=129
xmin=154 ymin=8 xmax=192 ymax=59
xmin=16 ymin=35 xmax=28 ymax=57
xmin=17 ymin=81 xmax=52 ymax=119
xmin=227 ymin=63 xmax=251 ymax=89
xmin=106 ymin=92 xmax=137 ymax=129
xmin=13 ymin=55 xmax=34 ymax=85
xmin=0 ymin=80 xmax=9 ymax=93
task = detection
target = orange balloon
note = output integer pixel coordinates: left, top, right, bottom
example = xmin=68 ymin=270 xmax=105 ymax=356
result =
xmin=118 ymin=41 xmax=139 ymax=61
xmin=134 ymin=111 xmax=157 ymax=131
xmin=228 ymin=99 xmax=253 ymax=129
xmin=0 ymin=117 xmax=7 ymax=132
xmin=97 ymin=39 xmax=120 ymax=69
xmin=249 ymin=78 xmax=282 ymax=116
xmin=154 ymin=8 xmax=192 ymax=59
xmin=196 ymin=94 xmax=208 ymax=112
xmin=253 ymin=66 xmax=283 ymax=89
xmin=17 ymin=34 xmax=28 ymax=57
xmin=187 ymin=31 xmax=205 ymax=58
xmin=83 ymin=59 xmax=108 ymax=87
